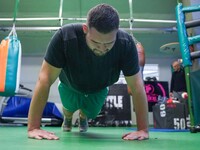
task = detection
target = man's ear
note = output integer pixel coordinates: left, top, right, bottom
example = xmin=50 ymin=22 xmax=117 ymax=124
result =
xmin=82 ymin=24 xmax=88 ymax=34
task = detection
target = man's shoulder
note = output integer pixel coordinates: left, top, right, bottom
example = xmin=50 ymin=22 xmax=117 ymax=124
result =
xmin=60 ymin=23 xmax=84 ymax=40
xmin=61 ymin=23 xmax=82 ymax=30
xmin=117 ymin=29 xmax=133 ymax=43
xmin=117 ymin=29 xmax=129 ymax=37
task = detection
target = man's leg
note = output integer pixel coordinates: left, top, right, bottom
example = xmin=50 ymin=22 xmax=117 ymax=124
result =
xmin=62 ymin=107 xmax=74 ymax=132
xmin=63 ymin=107 xmax=73 ymax=119
xmin=79 ymin=109 xmax=87 ymax=119
xmin=79 ymin=88 xmax=108 ymax=132
xmin=58 ymin=82 xmax=80 ymax=132
xmin=79 ymin=109 xmax=88 ymax=132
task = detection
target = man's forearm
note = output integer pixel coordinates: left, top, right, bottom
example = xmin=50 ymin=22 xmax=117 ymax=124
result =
xmin=135 ymin=102 xmax=149 ymax=132
xmin=28 ymin=82 xmax=50 ymax=131
xmin=132 ymin=91 xmax=149 ymax=132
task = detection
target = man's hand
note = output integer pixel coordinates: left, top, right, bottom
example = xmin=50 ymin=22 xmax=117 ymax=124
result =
xmin=122 ymin=130 xmax=149 ymax=141
xmin=28 ymin=129 xmax=59 ymax=140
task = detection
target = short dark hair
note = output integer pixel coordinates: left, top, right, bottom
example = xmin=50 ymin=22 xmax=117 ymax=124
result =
xmin=87 ymin=4 xmax=119 ymax=33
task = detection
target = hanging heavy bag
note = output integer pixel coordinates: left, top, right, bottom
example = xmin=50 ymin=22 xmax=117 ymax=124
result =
xmin=0 ymin=24 xmax=22 ymax=96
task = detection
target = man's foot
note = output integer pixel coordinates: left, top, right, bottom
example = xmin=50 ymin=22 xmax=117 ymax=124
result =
xmin=62 ymin=118 xmax=72 ymax=132
xmin=79 ymin=117 xmax=88 ymax=132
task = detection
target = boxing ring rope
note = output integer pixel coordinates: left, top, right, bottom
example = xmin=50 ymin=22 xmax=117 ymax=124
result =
xmin=176 ymin=3 xmax=200 ymax=132
xmin=185 ymin=20 xmax=200 ymax=28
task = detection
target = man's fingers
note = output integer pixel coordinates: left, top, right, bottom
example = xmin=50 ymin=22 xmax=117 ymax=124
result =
xmin=122 ymin=131 xmax=149 ymax=141
xmin=34 ymin=135 xmax=43 ymax=140
xmin=122 ymin=133 xmax=130 ymax=139
xmin=123 ymin=134 xmax=147 ymax=140
xmin=138 ymin=136 xmax=146 ymax=141
xmin=122 ymin=134 xmax=139 ymax=140
xmin=28 ymin=129 xmax=59 ymax=140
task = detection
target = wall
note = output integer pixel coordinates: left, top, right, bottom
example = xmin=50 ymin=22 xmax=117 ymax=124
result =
xmin=21 ymin=56 xmax=60 ymax=103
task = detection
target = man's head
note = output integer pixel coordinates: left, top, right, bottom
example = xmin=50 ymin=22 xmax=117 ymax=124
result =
xmin=172 ymin=61 xmax=181 ymax=72
xmin=87 ymin=3 xmax=119 ymax=33
xmin=83 ymin=4 xmax=119 ymax=56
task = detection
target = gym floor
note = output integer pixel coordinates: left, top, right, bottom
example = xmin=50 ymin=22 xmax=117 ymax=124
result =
xmin=0 ymin=126 xmax=200 ymax=150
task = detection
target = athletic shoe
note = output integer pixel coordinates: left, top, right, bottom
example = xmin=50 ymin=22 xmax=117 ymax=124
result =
xmin=79 ymin=117 xmax=88 ymax=132
xmin=62 ymin=118 xmax=72 ymax=132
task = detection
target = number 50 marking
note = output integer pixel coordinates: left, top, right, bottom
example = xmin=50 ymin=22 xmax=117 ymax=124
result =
xmin=174 ymin=118 xmax=186 ymax=129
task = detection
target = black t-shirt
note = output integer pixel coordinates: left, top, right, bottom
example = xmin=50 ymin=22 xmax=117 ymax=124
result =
xmin=44 ymin=23 xmax=139 ymax=94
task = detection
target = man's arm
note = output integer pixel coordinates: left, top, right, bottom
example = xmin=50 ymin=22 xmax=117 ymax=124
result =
xmin=122 ymin=72 xmax=149 ymax=140
xmin=28 ymin=60 xmax=61 ymax=140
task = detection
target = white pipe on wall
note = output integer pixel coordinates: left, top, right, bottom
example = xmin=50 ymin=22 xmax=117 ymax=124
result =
xmin=0 ymin=17 xmax=176 ymax=23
